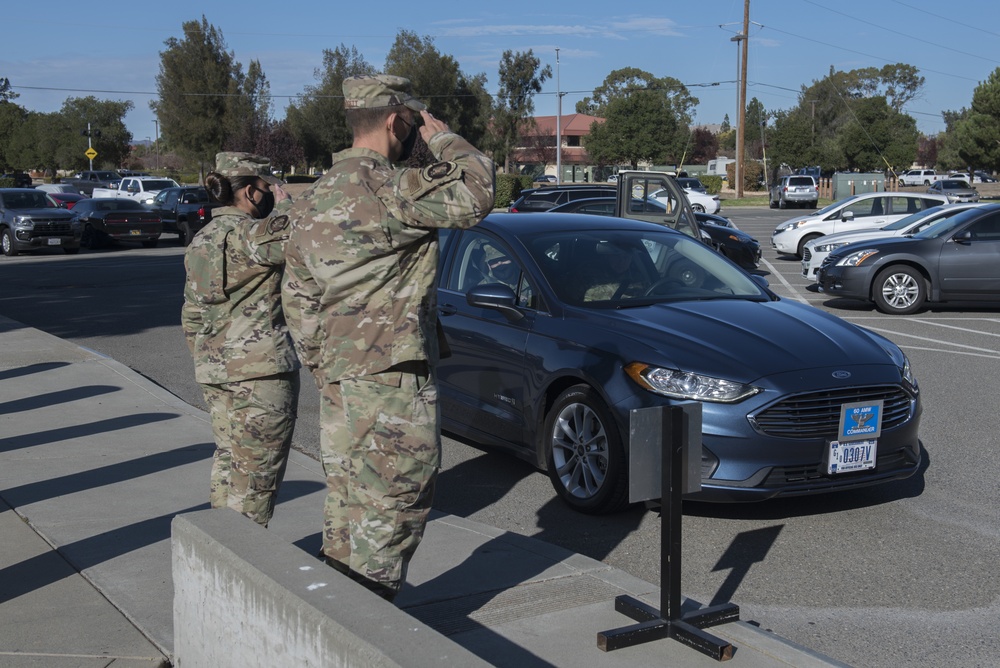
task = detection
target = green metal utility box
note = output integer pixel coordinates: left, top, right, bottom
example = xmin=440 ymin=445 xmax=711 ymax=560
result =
xmin=832 ymin=172 xmax=886 ymax=201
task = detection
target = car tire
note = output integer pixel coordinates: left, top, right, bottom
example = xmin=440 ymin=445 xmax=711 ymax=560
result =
xmin=778 ymin=198 xmax=787 ymax=210
xmin=691 ymin=203 xmax=705 ymax=213
xmin=873 ymin=265 xmax=926 ymax=315
xmin=796 ymin=234 xmax=821 ymax=260
xmin=768 ymin=197 xmax=777 ymax=209
xmin=141 ymin=239 xmax=159 ymax=249
xmin=179 ymin=221 xmax=192 ymax=246
xmin=82 ymin=225 xmax=102 ymax=250
xmin=544 ymin=385 xmax=629 ymax=514
xmin=63 ymin=247 xmax=80 ymax=255
xmin=1 ymin=228 xmax=19 ymax=256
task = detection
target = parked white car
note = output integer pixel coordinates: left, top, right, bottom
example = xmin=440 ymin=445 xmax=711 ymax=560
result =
xmin=771 ymin=191 xmax=949 ymax=258
xmin=799 ymin=202 xmax=986 ymax=280
xmin=651 ymin=186 xmax=720 ymax=215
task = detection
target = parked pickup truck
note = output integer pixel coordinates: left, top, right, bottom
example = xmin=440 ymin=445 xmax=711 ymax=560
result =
xmin=146 ymin=186 xmax=220 ymax=245
xmin=61 ymin=170 xmax=122 ymax=195
xmin=92 ymin=176 xmax=180 ymax=204
xmin=898 ymin=169 xmax=947 ymax=187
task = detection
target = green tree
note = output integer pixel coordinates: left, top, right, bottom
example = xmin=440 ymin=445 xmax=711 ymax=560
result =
xmin=285 ymin=44 xmax=373 ymax=168
xmin=949 ymin=68 xmax=1000 ymax=173
xmin=584 ymin=89 xmax=678 ymax=169
xmin=151 ymin=16 xmax=246 ymax=173
xmin=0 ymin=101 xmax=27 ymax=171
xmin=490 ymin=49 xmax=551 ymax=172
xmin=576 ymin=68 xmax=697 ymax=164
xmin=384 ymin=30 xmax=491 ymax=148
xmin=688 ymin=127 xmax=719 ymax=164
xmin=0 ymin=77 xmax=18 ymax=103
xmin=837 ymin=96 xmax=917 ymax=171
xmin=56 ymin=97 xmax=134 ymax=170
xmin=744 ymin=97 xmax=769 ymax=159
xmin=225 ymin=59 xmax=273 ymax=154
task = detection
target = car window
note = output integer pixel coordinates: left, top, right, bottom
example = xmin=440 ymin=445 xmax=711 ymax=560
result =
xmin=842 ymin=196 xmax=888 ymax=218
xmin=787 ymin=177 xmax=814 ymax=187
xmin=1 ymin=191 xmax=50 ymax=209
xmin=967 ymin=213 xmax=1000 ymax=240
xmin=446 ymin=230 xmax=537 ymax=309
xmin=524 ymin=228 xmax=766 ymax=307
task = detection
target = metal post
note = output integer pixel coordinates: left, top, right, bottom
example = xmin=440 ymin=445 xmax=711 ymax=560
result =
xmin=154 ymin=120 xmax=159 ymax=171
xmin=730 ymin=34 xmax=743 ymax=196
xmin=598 ymin=406 xmax=739 ymax=660
xmin=556 ymin=48 xmax=562 ymax=185
xmin=87 ymin=122 xmax=93 ymax=171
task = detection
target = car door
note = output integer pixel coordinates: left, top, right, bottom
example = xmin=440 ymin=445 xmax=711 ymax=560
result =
xmin=937 ymin=211 xmax=1000 ymax=297
xmin=832 ymin=195 xmax=891 ymax=234
xmin=436 ymin=229 xmax=535 ymax=447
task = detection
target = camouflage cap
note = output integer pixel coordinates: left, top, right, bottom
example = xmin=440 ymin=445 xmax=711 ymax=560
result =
xmin=214 ymin=152 xmax=282 ymax=185
xmin=342 ymin=75 xmax=426 ymax=111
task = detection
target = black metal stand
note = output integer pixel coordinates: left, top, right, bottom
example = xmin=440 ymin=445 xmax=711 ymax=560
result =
xmin=597 ymin=406 xmax=739 ymax=661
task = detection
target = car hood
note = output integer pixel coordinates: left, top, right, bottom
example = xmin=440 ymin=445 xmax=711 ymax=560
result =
xmin=591 ymin=299 xmax=898 ymax=384
xmin=7 ymin=207 xmax=76 ymax=219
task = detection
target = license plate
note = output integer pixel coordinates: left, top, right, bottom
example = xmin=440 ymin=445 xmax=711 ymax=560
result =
xmin=130 ymin=229 xmax=141 ymax=235
xmin=827 ymin=439 xmax=877 ymax=474
xmin=47 ymin=238 xmax=61 ymax=246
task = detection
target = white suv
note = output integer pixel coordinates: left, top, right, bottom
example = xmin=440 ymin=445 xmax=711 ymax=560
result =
xmin=771 ymin=192 xmax=948 ymax=258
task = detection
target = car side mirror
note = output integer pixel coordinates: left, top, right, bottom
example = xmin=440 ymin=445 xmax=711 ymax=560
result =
xmin=466 ymin=284 xmax=524 ymax=321
xmin=952 ymin=230 xmax=973 ymax=244
xmin=841 ymin=211 xmax=855 ymax=222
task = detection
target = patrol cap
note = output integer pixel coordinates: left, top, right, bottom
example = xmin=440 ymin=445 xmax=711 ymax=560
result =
xmin=214 ymin=152 xmax=282 ymax=185
xmin=342 ymin=75 xmax=426 ymax=111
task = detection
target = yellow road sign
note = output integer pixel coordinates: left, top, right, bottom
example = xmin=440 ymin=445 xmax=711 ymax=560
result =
xmin=85 ymin=148 xmax=98 ymax=160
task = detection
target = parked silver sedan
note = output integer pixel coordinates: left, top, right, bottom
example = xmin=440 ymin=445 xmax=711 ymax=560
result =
xmin=927 ymin=179 xmax=980 ymax=203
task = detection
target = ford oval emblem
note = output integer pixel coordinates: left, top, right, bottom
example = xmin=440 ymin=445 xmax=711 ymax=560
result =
xmin=832 ymin=370 xmax=852 ymax=379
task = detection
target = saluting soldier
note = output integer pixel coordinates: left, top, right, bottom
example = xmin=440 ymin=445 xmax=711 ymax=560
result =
xmin=182 ymin=152 xmax=300 ymax=527
xmin=281 ymin=75 xmax=495 ymax=600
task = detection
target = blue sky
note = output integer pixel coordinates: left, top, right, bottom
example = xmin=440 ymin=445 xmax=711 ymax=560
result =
xmin=3 ymin=1 xmax=999 ymax=145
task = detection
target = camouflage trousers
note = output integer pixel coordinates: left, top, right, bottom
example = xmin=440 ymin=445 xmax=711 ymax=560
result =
xmin=202 ymin=371 xmax=299 ymax=526
xmin=318 ymin=361 xmax=440 ymax=597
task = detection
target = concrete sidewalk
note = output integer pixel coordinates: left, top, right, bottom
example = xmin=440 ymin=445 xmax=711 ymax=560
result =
xmin=0 ymin=314 xmax=849 ymax=667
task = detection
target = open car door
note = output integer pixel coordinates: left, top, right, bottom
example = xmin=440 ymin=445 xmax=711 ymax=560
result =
xmin=615 ymin=170 xmax=699 ymax=239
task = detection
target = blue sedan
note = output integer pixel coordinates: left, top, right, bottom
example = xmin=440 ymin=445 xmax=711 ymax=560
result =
xmin=436 ymin=213 xmax=922 ymax=513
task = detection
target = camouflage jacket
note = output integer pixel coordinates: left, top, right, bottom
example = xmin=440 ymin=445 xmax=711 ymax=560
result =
xmin=281 ymin=131 xmax=495 ymax=383
xmin=181 ymin=206 xmax=300 ymax=384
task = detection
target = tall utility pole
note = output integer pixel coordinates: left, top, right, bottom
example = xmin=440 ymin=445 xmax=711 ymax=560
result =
xmin=736 ymin=0 xmax=750 ymax=198
xmin=555 ymin=47 xmax=563 ymax=184
xmin=154 ymin=119 xmax=159 ymax=171
xmin=730 ymin=33 xmax=744 ymax=197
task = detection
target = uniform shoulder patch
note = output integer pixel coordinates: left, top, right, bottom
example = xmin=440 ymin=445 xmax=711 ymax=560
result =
xmin=423 ymin=161 xmax=457 ymax=181
xmin=266 ymin=215 xmax=289 ymax=234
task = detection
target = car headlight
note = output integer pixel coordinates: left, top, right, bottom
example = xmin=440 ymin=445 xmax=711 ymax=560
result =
xmin=900 ymin=354 xmax=918 ymax=393
xmin=814 ymin=241 xmax=848 ymax=253
xmin=625 ymin=362 xmax=762 ymax=403
xmin=835 ymin=248 xmax=879 ymax=267
xmin=12 ymin=215 xmax=33 ymax=229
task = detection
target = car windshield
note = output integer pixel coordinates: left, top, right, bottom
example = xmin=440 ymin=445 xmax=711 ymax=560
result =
xmin=1 ymin=191 xmax=52 ymax=209
xmin=815 ymin=194 xmax=861 ymax=217
xmin=523 ymin=228 xmax=768 ymax=308
xmin=882 ymin=206 xmax=947 ymax=231
xmin=913 ymin=207 xmax=985 ymax=239
xmin=142 ymin=180 xmax=179 ymax=190
xmin=91 ymin=199 xmax=145 ymax=211
xmin=94 ymin=172 xmax=119 ymax=180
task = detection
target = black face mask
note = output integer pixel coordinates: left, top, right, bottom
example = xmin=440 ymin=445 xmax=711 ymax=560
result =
xmin=249 ymin=186 xmax=275 ymax=218
xmin=394 ymin=115 xmax=419 ymax=163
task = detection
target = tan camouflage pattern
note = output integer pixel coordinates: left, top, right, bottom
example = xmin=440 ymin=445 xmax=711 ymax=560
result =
xmin=182 ymin=207 xmax=300 ymax=526
xmin=203 ymin=372 xmax=299 ymax=526
xmin=281 ymin=127 xmax=493 ymax=593
xmin=281 ymin=130 xmax=495 ymax=383
xmin=182 ymin=208 xmax=299 ymax=384
xmin=215 ymin=152 xmax=282 ymax=184
xmin=319 ymin=363 xmax=438 ymax=595
xmin=342 ymin=74 xmax=426 ymax=111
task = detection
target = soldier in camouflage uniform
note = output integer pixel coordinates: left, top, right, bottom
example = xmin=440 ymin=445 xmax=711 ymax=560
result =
xmin=181 ymin=152 xmax=300 ymax=527
xmin=281 ymin=75 xmax=495 ymax=600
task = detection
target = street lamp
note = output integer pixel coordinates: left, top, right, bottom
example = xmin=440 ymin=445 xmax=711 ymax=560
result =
xmin=556 ymin=47 xmax=563 ymax=184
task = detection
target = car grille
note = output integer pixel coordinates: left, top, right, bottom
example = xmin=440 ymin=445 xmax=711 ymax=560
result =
xmin=801 ymin=246 xmax=812 ymax=263
xmin=30 ymin=221 xmax=73 ymax=235
xmin=750 ymin=385 xmax=913 ymax=439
